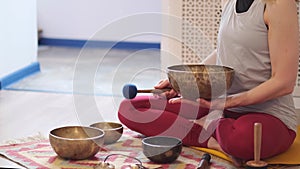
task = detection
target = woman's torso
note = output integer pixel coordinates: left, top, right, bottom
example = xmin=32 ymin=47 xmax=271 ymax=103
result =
xmin=217 ymin=0 xmax=297 ymax=131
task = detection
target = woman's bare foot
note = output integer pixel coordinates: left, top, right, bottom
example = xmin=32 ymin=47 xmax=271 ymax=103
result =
xmin=207 ymin=137 xmax=223 ymax=152
xmin=193 ymin=115 xmax=208 ymax=127
xmin=207 ymin=137 xmax=245 ymax=167
xmin=192 ymin=114 xmax=245 ymax=167
xmin=227 ymin=155 xmax=246 ymax=167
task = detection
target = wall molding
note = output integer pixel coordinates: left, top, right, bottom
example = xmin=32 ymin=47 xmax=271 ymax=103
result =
xmin=0 ymin=62 xmax=40 ymax=89
xmin=39 ymin=38 xmax=161 ymax=50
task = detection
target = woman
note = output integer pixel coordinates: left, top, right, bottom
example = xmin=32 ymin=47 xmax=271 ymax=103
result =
xmin=118 ymin=0 xmax=299 ymax=165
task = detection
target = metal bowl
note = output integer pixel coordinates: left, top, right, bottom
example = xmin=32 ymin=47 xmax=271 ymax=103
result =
xmin=49 ymin=126 xmax=104 ymax=160
xmin=142 ymin=136 xmax=182 ymax=164
xmin=167 ymin=64 xmax=235 ymax=100
xmin=90 ymin=122 xmax=123 ymax=144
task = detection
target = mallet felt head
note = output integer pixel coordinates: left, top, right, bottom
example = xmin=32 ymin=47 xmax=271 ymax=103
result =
xmin=122 ymin=84 xmax=137 ymax=99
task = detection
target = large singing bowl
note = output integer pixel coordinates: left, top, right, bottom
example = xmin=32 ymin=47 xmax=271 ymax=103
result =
xmin=167 ymin=64 xmax=235 ymax=100
xmin=49 ymin=126 xmax=104 ymax=160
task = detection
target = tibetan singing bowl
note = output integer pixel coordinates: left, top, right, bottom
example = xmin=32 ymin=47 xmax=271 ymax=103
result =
xmin=49 ymin=126 xmax=104 ymax=160
xmin=142 ymin=136 xmax=182 ymax=164
xmin=90 ymin=122 xmax=123 ymax=144
xmin=167 ymin=64 xmax=235 ymax=100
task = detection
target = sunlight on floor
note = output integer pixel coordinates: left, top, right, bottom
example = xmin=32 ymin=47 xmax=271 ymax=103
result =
xmin=6 ymin=46 xmax=164 ymax=97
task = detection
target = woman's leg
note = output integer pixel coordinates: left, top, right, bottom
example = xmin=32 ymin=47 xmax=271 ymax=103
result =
xmin=216 ymin=112 xmax=296 ymax=160
xmin=118 ymin=96 xmax=211 ymax=147
xmin=120 ymin=96 xmax=210 ymax=119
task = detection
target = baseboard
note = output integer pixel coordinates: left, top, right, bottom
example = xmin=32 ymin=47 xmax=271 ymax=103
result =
xmin=0 ymin=62 xmax=40 ymax=89
xmin=39 ymin=38 xmax=161 ymax=50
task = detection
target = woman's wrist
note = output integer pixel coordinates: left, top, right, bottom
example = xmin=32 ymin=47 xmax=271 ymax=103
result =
xmin=226 ymin=92 xmax=248 ymax=108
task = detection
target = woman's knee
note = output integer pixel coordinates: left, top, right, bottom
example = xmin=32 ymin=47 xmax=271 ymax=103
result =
xmin=216 ymin=113 xmax=296 ymax=160
xmin=215 ymin=118 xmax=254 ymax=159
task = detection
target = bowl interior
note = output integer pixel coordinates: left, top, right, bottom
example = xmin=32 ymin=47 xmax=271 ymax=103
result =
xmin=50 ymin=126 xmax=104 ymax=140
xmin=167 ymin=64 xmax=234 ymax=73
xmin=142 ymin=136 xmax=182 ymax=147
xmin=90 ymin=122 xmax=123 ymax=131
xmin=90 ymin=122 xmax=123 ymax=144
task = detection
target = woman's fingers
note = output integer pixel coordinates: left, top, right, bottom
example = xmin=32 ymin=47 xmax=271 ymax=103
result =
xmin=154 ymin=79 xmax=179 ymax=99
xmin=168 ymin=97 xmax=228 ymax=110
xmin=164 ymin=89 xmax=178 ymax=99
xmin=197 ymin=98 xmax=211 ymax=108
xmin=169 ymin=97 xmax=200 ymax=106
xmin=154 ymin=79 xmax=171 ymax=89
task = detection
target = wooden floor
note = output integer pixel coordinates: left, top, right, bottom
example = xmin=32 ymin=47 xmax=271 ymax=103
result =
xmin=0 ymin=90 xmax=123 ymax=168
xmin=0 ymin=46 xmax=162 ymax=168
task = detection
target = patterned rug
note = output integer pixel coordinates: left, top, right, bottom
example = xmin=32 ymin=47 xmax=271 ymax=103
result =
xmin=0 ymin=129 xmax=235 ymax=169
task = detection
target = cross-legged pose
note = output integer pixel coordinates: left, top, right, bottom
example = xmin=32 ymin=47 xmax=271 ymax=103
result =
xmin=118 ymin=0 xmax=299 ymax=166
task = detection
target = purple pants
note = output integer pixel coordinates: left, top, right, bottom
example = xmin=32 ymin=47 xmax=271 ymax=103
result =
xmin=118 ymin=96 xmax=296 ymax=160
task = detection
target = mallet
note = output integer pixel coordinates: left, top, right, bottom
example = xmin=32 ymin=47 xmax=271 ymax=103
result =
xmin=197 ymin=153 xmax=211 ymax=169
xmin=122 ymin=84 xmax=171 ymax=99
xmin=246 ymin=123 xmax=268 ymax=169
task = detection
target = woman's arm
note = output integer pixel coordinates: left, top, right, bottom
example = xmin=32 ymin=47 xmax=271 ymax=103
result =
xmin=201 ymin=49 xmax=217 ymax=64
xmin=205 ymin=0 xmax=299 ymax=109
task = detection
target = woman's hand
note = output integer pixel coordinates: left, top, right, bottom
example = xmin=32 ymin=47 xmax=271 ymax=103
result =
xmin=168 ymin=97 xmax=229 ymax=110
xmin=168 ymin=97 xmax=200 ymax=106
xmin=154 ymin=79 xmax=178 ymax=99
xmin=169 ymin=92 xmax=245 ymax=110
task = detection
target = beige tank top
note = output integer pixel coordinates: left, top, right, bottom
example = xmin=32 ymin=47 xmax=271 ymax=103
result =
xmin=217 ymin=0 xmax=297 ymax=131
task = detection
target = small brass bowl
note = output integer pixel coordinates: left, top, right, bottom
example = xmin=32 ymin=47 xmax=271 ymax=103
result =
xmin=167 ymin=64 xmax=235 ymax=100
xmin=90 ymin=122 xmax=123 ymax=144
xmin=142 ymin=136 xmax=182 ymax=164
xmin=49 ymin=126 xmax=104 ymax=160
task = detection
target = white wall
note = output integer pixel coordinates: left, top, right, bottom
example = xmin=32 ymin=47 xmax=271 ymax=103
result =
xmin=37 ymin=0 xmax=162 ymax=43
xmin=0 ymin=0 xmax=37 ymax=77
